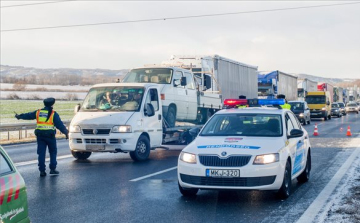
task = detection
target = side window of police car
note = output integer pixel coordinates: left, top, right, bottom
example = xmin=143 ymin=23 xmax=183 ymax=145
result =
xmin=285 ymin=114 xmax=295 ymax=136
xmin=288 ymin=112 xmax=301 ymax=130
xmin=0 ymin=153 xmax=13 ymax=175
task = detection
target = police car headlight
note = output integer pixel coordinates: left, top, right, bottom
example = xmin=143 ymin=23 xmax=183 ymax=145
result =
xmin=180 ymin=152 xmax=197 ymax=164
xmin=112 ymin=125 xmax=132 ymax=133
xmin=299 ymin=113 xmax=304 ymax=117
xmin=70 ymin=125 xmax=81 ymax=133
xmin=253 ymin=153 xmax=279 ymax=165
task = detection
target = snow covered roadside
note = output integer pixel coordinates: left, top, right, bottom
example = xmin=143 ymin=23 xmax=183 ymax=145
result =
xmin=315 ymin=137 xmax=360 ymax=223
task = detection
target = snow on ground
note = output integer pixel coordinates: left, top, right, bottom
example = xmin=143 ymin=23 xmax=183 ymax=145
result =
xmin=315 ymin=137 xmax=360 ymax=223
xmin=0 ymin=91 xmax=88 ymax=100
xmin=0 ymin=83 xmax=91 ymax=91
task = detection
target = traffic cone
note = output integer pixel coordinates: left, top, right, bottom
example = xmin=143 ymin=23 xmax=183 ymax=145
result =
xmin=313 ymin=123 xmax=319 ymax=136
xmin=346 ymin=126 xmax=352 ymax=136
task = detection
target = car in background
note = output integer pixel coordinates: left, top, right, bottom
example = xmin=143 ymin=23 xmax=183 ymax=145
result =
xmin=331 ymin=103 xmax=342 ymax=118
xmin=337 ymin=102 xmax=346 ymax=116
xmin=288 ymin=101 xmax=311 ymax=125
xmin=357 ymin=102 xmax=360 ymax=111
xmin=345 ymin=102 xmax=359 ymax=114
xmin=0 ymin=146 xmax=30 ymax=223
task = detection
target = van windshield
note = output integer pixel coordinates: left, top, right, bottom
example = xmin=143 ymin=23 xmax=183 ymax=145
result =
xmin=305 ymin=96 xmax=326 ymax=104
xmin=81 ymin=87 xmax=144 ymax=112
xmin=123 ymin=68 xmax=173 ymax=84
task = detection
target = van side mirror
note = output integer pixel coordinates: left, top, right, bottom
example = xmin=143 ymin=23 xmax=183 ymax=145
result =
xmin=74 ymin=104 xmax=81 ymax=114
xmin=144 ymin=103 xmax=155 ymax=117
xmin=204 ymin=75 xmax=212 ymax=89
xmin=173 ymin=79 xmax=180 ymax=87
xmin=189 ymin=127 xmax=200 ymax=137
xmin=180 ymin=76 xmax=187 ymax=86
xmin=288 ymin=129 xmax=304 ymax=138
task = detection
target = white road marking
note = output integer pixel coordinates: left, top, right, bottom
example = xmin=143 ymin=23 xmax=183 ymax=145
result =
xmin=130 ymin=166 xmax=177 ymax=182
xmin=296 ymin=137 xmax=360 ymax=223
xmin=15 ymin=154 xmax=73 ymax=167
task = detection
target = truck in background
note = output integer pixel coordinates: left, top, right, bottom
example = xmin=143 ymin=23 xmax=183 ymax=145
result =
xmin=257 ymin=70 xmax=298 ymax=101
xmin=334 ymin=87 xmax=344 ymax=102
xmin=163 ymin=55 xmax=259 ymax=100
xmin=306 ymin=91 xmax=332 ymax=121
xmin=122 ymin=66 xmax=222 ymax=126
xmin=317 ymin=83 xmax=334 ymax=102
xmin=297 ymin=78 xmax=317 ymax=101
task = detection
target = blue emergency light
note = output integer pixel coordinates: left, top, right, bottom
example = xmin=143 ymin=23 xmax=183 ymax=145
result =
xmin=258 ymin=99 xmax=285 ymax=105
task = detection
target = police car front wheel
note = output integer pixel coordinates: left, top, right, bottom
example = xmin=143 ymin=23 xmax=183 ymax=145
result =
xmin=277 ymin=161 xmax=291 ymax=199
xmin=178 ymin=182 xmax=199 ymax=196
xmin=72 ymin=151 xmax=92 ymax=160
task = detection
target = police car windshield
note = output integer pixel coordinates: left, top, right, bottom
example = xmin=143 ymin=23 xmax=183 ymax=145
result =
xmin=81 ymin=87 xmax=144 ymax=112
xmin=200 ymin=114 xmax=283 ymax=137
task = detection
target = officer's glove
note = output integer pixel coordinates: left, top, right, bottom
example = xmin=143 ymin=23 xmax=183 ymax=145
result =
xmin=15 ymin=114 xmax=20 ymax=120
xmin=65 ymin=134 xmax=69 ymax=140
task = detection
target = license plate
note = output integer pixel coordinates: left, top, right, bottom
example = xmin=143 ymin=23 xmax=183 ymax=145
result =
xmin=206 ymin=169 xmax=240 ymax=178
xmin=86 ymin=145 xmax=105 ymax=150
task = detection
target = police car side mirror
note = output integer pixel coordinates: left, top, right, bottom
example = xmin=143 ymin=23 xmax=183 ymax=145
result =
xmin=74 ymin=104 xmax=80 ymax=114
xmin=288 ymin=129 xmax=304 ymax=138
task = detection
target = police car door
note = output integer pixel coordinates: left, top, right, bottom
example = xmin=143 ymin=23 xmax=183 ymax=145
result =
xmin=143 ymin=88 xmax=162 ymax=147
xmin=286 ymin=112 xmax=306 ymax=177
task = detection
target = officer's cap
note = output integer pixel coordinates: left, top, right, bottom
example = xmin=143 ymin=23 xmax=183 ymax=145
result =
xmin=277 ymin=94 xmax=286 ymax=99
xmin=43 ymin=97 xmax=56 ymax=107
xmin=239 ymin=95 xmax=246 ymax=99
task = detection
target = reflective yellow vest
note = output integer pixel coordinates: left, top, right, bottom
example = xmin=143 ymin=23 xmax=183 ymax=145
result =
xmin=36 ymin=109 xmax=55 ymax=130
xmin=237 ymin=105 xmax=248 ymax=108
xmin=280 ymin=103 xmax=291 ymax=110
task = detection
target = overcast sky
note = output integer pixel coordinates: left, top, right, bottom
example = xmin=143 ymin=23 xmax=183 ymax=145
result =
xmin=1 ymin=1 xmax=360 ymax=78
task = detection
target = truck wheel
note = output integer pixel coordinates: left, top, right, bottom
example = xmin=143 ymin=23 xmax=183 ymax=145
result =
xmin=130 ymin=135 xmax=150 ymax=161
xmin=178 ymin=182 xmax=198 ymax=196
xmin=324 ymin=115 xmax=327 ymax=121
xmin=71 ymin=151 xmax=91 ymax=160
xmin=198 ymin=109 xmax=212 ymax=124
xmin=166 ymin=106 xmax=176 ymax=127
xmin=297 ymin=151 xmax=311 ymax=183
xmin=277 ymin=161 xmax=291 ymax=199
xmin=328 ymin=115 xmax=331 ymax=120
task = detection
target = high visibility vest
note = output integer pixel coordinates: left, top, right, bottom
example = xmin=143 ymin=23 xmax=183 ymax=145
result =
xmin=36 ymin=109 xmax=55 ymax=130
xmin=280 ymin=103 xmax=291 ymax=110
xmin=237 ymin=105 xmax=248 ymax=108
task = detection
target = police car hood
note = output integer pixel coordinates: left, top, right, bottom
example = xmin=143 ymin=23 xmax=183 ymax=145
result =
xmin=184 ymin=136 xmax=286 ymax=155
xmin=71 ymin=111 xmax=134 ymax=127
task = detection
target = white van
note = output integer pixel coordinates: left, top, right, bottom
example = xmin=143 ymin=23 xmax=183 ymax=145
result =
xmin=69 ymin=83 xmax=163 ymax=161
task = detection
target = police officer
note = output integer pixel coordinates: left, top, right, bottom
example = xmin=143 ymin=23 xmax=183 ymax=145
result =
xmin=237 ymin=95 xmax=248 ymax=108
xmin=15 ymin=98 xmax=68 ymax=177
xmin=277 ymin=94 xmax=291 ymax=110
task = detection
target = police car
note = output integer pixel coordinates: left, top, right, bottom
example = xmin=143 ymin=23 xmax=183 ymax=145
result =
xmin=178 ymin=99 xmax=311 ymax=199
xmin=0 ymin=146 xmax=30 ymax=223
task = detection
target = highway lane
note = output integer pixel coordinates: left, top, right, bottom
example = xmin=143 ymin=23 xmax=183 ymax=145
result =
xmin=3 ymin=112 xmax=360 ymax=223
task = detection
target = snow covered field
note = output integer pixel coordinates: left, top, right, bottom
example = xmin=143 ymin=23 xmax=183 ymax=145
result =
xmin=0 ymin=83 xmax=91 ymax=91
xmin=0 ymin=91 xmax=88 ymax=100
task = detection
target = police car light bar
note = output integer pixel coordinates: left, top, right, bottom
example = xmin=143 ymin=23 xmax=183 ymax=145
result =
xmin=257 ymin=99 xmax=285 ymax=105
xmin=223 ymin=99 xmax=248 ymax=107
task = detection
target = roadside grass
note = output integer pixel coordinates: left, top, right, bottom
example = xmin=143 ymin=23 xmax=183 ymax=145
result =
xmin=0 ymin=100 xmax=78 ymax=124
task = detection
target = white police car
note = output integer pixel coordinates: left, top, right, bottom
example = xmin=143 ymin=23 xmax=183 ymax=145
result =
xmin=178 ymin=99 xmax=311 ymax=199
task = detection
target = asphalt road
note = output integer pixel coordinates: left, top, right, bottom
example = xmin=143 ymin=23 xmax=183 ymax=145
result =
xmin=3 ymin=112 xmax=360 ymax=223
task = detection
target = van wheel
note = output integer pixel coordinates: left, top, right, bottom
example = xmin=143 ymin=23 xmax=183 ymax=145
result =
xmin=166 ymin=106 xmax=176 ymax=127
xmin=130 ymin=135 xmax=150 ymax=161
xmin=307 ymin=119 xmax=311 ymax=125
xmin=277 ymin=161 xmax=291 ymax=199
xmin=71 ymin=151 xmax=91 ymax=160
xmin=328 ymin=115 xmax=331 ymax=120
xmin=297 ymin=152 xmax=311 ymax=183
xmin=324 ymin=116 xmax=327 ymax=121
xmin=178 ymin=182 xmax=198 ymax=196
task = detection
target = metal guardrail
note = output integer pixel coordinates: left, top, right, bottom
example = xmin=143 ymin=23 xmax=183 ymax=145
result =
xmin=0 ymin=121 xmax=70 ymax=140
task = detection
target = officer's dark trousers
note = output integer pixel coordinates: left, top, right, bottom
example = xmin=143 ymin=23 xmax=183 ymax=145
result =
xmin=36 ymin=136 xmax=57 ymax=172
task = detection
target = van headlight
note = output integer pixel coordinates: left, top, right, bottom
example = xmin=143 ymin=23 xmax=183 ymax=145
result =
xmin=70 ymin=125 xmax=81 ymax=133
xmin=253 ymin=153 xmax=279 ymax=165
xmin=180 ymin=152 xmax=197 ymax=164
xmin=112 ymin=125 xmax=132 ymax=133
xmin=321 ymin=107 xmax=326 ymax=111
